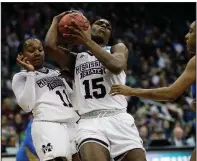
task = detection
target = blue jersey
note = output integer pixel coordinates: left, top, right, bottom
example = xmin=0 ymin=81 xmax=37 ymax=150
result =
xmin=16 ymin=119 xmax=38 ymax=161
xmin=185 ymin=83 xmax=196 ymax=122
xmin=191 ymin=83 xmax=196 ymax=99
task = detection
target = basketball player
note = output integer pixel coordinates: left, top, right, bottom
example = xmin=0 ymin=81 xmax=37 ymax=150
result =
xmin=16 ymin=119 xmax=38 ymax=161
xmin=110 ymin=21 xmax=196 ymax=161
xmin=12 ymin=38 xmax=80 ymax=161
xmin=45 ymin=11 xmax=146 ymax=161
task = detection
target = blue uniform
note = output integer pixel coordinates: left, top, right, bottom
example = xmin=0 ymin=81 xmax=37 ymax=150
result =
xmin=191 ymin=83 xmax=196 ymax=131
xmin=16 ymin=119 xmax=38 ymax=161
xmin=191 ymin=83 xmax=196 ymax=99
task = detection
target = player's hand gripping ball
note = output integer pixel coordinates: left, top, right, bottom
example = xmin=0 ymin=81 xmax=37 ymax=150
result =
xmin=58 ymin=11 xmax=90 ymax=44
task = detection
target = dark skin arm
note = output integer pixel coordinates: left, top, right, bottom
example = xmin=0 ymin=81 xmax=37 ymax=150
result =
xmin=110 ymin=56 xmax=196 ymax=101
xmin=64 ymin=21 xmax=128 ymax=75
xmin=45 ymin=11 xmax=76 ymax=70
xmin=85 ymin=41 xmax=128 ymax=74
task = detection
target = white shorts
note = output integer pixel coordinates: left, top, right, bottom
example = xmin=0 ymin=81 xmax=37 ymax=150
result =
xmin=76 ymin=113 xmax=145 ymax=161
xmin=31 ymin=121 xmax=77 ymax=161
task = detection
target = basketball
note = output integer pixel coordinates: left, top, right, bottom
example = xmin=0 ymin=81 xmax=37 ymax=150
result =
xmin=58 ymin=11 xmax=90 ymax=43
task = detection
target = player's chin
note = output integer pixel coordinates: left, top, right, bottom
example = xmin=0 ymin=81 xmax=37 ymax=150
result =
xmin=34 ymin=61 xmax=44 ymax=69
xmin=187 ymin=46 xmax=195 ymax=55
xmin=97 ymin=31 xmax=106 ymax=37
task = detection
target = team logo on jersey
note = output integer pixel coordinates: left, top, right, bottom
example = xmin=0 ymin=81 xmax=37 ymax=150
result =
xmin=42 ymin=143 xmax=53 ymax=154
xmin=76 ymin=60 xmax=106 ymax=79
xmin=36 ymin=76 xmax=66 ymax=90
xmin=80 ymin=54 xmax=85 ymax=58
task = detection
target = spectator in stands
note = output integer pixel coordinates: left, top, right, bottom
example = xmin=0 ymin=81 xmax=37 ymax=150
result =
xmin=149 ymin=127 xmax=171 ymax=146
xmin=2 ymin=135 xmax=7 ymax=153
xmin=139 ymin=126 xmax=149 ymax=146
xmin=171 ymin=126 xmax=187 ymax=147
xmin=163 ymin=120 xmax=172 ymax=139
xmin=141 ymin=106 xmax=164 ymax=133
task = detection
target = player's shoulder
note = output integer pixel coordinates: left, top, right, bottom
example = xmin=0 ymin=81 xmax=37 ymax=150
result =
xmin=111 ymin=43 xmax=128 ymax=55
xmin=113 ymin=42 xmax=127 ymax=48
xmin=186 ymin=55 xmax=196 ymax=71
xmin=12 ymin=71 xmax=34 ymax=87
xmin=13 ymin=70 xmax=31 ymax=78
xmin=190 ymin=55 xmax=196 ymax=63
xmin=111 ymin=43 xmax=128 ymax=51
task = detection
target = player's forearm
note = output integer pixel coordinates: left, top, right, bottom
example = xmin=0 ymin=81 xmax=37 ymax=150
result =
xmin=45 ymin=19 xmax=59 ymax=48
xmin=14 ymin=72 xmax=36 ymax=112
xmin=85 ymin=40 xmax=124 ymax=74
xmin=132 ymin=87 xmax=177 ymax=101
xmin=45 ymin=20 xmax=73 ymax=69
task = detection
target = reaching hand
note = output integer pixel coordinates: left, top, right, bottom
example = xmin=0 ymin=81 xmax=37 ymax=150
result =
xmin=63 ymin=20 xmax=91 ymax=45
xmin=17 ymin=55 xmax=35 ymax=72
xmin=53 ymin=10 xmax=80 ymax=22
xmin=53 ymin=11 xmax=67 ymax=23
xmin=110 ymin=85 xmax=133 ymax=96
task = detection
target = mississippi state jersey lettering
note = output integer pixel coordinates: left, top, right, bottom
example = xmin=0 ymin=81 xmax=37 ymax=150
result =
xmin=74 ymin=46 xmax=127 ymax=114
xmin=12 ymin=68 xmax=79 ymax=122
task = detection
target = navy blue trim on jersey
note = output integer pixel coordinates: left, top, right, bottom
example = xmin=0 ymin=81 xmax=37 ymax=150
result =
xmin=114 ymin=153 xmax=126 ymax=161
xmin=86 ymin=46 xmax=111 ymax=56
xmin=87 ymin=51 xmax=93 ymax=56
xmin=21 ymin=67 xmax=50 ymax=74
xmin=37 ymin=67 xmax=49 ymax=74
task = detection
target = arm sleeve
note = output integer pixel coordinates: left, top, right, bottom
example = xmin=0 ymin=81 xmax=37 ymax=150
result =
xmin=12 ymin=72 xmax=36 ymax=113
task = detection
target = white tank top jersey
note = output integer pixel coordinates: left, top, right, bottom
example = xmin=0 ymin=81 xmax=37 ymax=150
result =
xmin=12 ymin=67 xmax=79 ymax=123
xmin=74 ymin=46 xmax=128 ymax=114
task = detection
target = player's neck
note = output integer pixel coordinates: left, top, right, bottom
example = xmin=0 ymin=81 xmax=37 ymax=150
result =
xmin=92 ymin=35 xmax=106 ymax=47
xmin=99 ymin=44 xmax=105 ymax=48
xmin=35 ymin=65 xmax=44 ymax=71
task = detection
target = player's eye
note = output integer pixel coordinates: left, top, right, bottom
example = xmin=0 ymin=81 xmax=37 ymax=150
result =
xmin=27 ymin=47 xmax=35 ymax=53
xmin=96 ymin=21 xmax=102 ymax=25
xmin=107 ymin=25 xmax=112 ymax=31
xmin=39 ymin=47 xmax=43 ymax=52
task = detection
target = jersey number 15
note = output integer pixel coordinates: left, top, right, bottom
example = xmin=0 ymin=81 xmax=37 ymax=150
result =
xmin=83 ymin=77 xmax=106 ymax=99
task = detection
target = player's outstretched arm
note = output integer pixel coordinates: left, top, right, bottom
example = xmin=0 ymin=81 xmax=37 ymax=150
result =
xmin=45 ymin=11 xmax=75 ymax=70
xmin=110 ymin=56 xmax=196 ymax=101
xmin=12 ymin=55 xmax=36 ymax=112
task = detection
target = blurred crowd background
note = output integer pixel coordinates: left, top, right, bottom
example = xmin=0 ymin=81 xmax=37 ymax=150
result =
xmin=1 ymin=2 xmax=196 ymax=155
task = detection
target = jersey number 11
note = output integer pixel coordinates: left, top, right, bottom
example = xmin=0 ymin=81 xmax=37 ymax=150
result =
xmin=56 ymin=90 xmax=73 ymax=107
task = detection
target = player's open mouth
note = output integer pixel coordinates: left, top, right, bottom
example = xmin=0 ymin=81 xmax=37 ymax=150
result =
xmin=34 ymin=58 xmax=43 ymax=65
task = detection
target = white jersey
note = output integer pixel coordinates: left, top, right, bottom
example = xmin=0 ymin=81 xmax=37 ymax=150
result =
xmin=12 ymin=67 xmax=79 ymax=123
xmin=74 ymin=46 xmax=127 ymax=114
